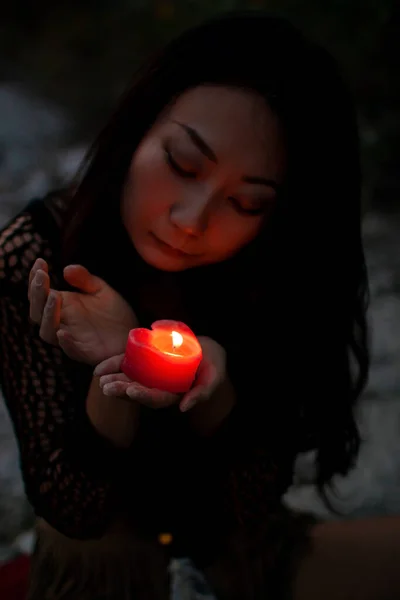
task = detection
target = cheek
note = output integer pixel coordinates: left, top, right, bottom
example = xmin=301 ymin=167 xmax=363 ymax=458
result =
xmin=208 ymin=211 xmax=264 ymax=257
xmin=124 ymin=147 xmax=176 ymax=225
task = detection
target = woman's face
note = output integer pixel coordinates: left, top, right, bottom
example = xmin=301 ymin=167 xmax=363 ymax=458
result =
xmin=122 ymin=85 xmax=286 ymax=272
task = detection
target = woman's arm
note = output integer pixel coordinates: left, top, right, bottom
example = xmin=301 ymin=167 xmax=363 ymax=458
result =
xmin=0 ymin=287 xmax=131 ymax=539
xmin=0 ymin=211 xmax=134 ymax=539
xmin=86 ymin=375 xmax=140 ymax=448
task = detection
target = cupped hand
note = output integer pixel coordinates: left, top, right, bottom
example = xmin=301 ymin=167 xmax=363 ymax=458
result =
xmin=94 ymin=336 xmax=227 ymax=412
xmin=94 ymin=354 xmax=180 ymax=409
xmin=28 ymin=258 xmax=138 ymax=365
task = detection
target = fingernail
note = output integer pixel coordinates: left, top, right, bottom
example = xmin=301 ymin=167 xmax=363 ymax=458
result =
xmin=35 ymin=271 xmax=45 ymax=286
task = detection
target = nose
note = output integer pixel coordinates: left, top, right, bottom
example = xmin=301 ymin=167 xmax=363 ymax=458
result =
xmin=169 ymin=194 xmax=209 ymax=237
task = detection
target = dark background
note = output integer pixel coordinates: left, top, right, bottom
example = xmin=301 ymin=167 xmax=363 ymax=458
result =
xmin=0 ymin=0 xmax=399 ymax=212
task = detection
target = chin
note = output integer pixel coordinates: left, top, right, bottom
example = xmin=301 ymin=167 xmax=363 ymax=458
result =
xmin=137 ymin=245 xmax=189 ymax=272
xmin=151 ymin=259 xmax=189 ymax=272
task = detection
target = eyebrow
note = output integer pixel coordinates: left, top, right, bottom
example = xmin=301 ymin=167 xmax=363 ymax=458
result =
xmin=175 ymin=121 xmax=218 ymax=163
xmin=174 ymin=121 xmax=278 ymax=191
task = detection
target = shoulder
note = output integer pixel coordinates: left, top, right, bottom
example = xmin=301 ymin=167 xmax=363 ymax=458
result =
xmin=0 ymin=192 xmax=68 ymax=288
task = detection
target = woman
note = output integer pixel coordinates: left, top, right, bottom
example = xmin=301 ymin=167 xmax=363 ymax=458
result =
xmin=1 ymin=10 xmax=400 ymax=600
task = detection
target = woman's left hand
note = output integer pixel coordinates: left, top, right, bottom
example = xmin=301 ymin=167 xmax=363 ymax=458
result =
xmin=94 ymin=336 xmax=227 ymax=413
xmin=179 ymin=336 xmax=227 ymax=412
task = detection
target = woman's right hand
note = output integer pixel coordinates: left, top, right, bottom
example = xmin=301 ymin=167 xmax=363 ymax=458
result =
xmin=28 ymin=258 xmax=138 ymax=365
xmin=94 ymin=354 xmax=180 ymax=409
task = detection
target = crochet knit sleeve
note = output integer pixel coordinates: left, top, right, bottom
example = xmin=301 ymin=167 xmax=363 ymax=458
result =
xmin=0 ymin=201 xmax=128 ymax=539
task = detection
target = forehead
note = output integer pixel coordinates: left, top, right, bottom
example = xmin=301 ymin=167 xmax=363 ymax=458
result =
xmin=164 ymin=85 xmax=285 ymax=176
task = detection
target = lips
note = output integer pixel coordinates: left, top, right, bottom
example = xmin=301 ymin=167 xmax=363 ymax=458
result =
xmin=151 ymin=233 xmax=199 ymax=257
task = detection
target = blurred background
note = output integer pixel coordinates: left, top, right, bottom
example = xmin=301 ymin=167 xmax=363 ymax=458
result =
xmin=0 ymin=0 xmax=399 ymax=574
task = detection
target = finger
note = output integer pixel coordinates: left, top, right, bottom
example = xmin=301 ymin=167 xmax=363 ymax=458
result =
xmin=93 ymin=354 xmax=125 ymax=377
xmin=28 ymin=258 xmax=48 ymax=300
xmin=39 ymin=290 xmax=62 ymax=345
xmin=179 ymin=387 xmax=208 ymax=413
xmin=179 ymin=362 xmax=222 ymax=413
xmin=57 ymin=329 xmax=88 ymax=363
xmin=102 ymin=381 xmax=132 ymax=398
xmin=126 ymin=383 xmax=178 ymax=409
xmin=57 ymin=329 xmax=79 ymax=355
xmin=29 ymin=269 xmax=50 ymax=324
xmin=194 ymin=361 xmax=219 ymax=389
xmin=63 ymin=264 xmax=105 ymax=295
xmin=99 ymin=373 xmax=131 ymax=386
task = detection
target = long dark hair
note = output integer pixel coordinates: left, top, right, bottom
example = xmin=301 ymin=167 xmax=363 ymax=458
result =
xmin=62 ymin=10 xmax=369 ymax=499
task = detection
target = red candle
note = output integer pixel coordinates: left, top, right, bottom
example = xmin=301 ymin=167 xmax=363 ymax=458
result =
xmin=121 ymin=320 xmax=202 ymax=394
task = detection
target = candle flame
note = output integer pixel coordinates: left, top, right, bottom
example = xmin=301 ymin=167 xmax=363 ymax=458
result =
xmin=171 ymin=331 xmax=183 ymax=349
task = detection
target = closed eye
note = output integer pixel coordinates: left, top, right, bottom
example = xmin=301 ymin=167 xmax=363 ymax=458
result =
xmin=228 ymin=196 xmax=272 ymax=217
xmin=164 ymin=143 xmax=273 ymax=217
xmin=164 ymin=146 xmax=197 ymax=179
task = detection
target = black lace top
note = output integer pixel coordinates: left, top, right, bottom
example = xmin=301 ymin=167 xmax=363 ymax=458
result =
xmin=0 ymin=195 xmax=315 ymax=576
